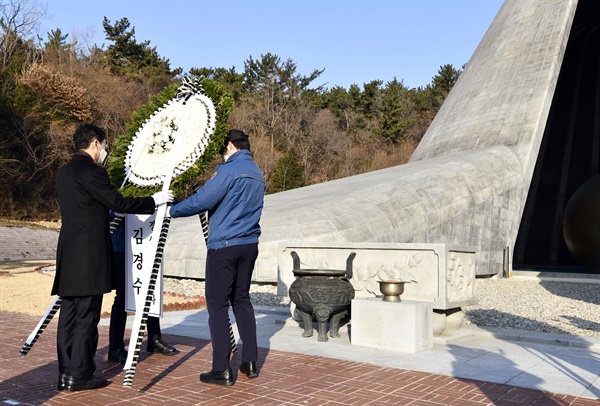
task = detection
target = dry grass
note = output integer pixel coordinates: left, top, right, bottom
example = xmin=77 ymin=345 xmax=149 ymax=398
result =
xmin=0 ymin=271 xmax=116 ymax=317
xmin=0 ymin=218 xmax=61 ymax=230
xmin=0 ymin=271 xmax=197 ymax=317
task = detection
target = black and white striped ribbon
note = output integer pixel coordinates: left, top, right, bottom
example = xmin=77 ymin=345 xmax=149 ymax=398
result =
xmin=19 ymin=296 xmax=62 ymax=356
xmin=123 ymin=215 xmax=171 ymax=387
xmin=199 ymin=211 xmax=238 ymax=356
xmin=175 ymin=76 xmax=203 ymax=105
xmin=109 ymin=213 xmax=125 ymax=234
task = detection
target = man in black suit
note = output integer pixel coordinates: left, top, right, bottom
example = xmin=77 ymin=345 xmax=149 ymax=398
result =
xmin=52 ymin=124 xmax=173 ymax=392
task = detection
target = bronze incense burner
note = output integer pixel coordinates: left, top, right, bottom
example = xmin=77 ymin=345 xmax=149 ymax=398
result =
xmin=288 ymin=251 xmax=356 ymax=342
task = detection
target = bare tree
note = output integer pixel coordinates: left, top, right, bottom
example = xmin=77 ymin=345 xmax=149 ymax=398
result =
xmin=228 ymin=103 xmax=282 ymax=181
xmin=0 ymin=0 xmax=46 ymax=70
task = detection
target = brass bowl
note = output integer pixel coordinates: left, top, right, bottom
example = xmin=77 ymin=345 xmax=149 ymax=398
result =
xmin=378 ymin=280 xmax=406 ymax=302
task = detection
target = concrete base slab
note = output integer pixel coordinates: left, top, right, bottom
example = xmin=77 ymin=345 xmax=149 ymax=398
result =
xmin=433 ymin=328 xmax=476 ymax=345
xmin=351 ymin=298 xmax=433 ymax=353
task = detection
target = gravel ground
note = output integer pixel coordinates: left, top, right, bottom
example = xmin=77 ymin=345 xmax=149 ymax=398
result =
xmin=163 ymin=277 xmax=290 ymax=308
xmin=463 ymin=278 xmax=599 ymax=338
xmin=164 ymin=276 xmax=600 ymax=338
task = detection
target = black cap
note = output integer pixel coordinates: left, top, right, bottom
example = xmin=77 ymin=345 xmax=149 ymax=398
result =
xmin=228 ymin=129 xmax=248 ymax=141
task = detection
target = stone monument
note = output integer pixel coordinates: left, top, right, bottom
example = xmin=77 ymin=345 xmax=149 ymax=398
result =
xmin=165 ymin=0 xmax=600 ymax=280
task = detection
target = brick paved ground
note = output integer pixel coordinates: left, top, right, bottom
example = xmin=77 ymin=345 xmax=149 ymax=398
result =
xmin=1 ymin=312 xmax=599 ymax=406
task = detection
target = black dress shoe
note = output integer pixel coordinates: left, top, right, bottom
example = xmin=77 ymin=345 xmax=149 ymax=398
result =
xmin=108 ymin=348 xmax=128 ymax=363
xmin=57 ymin=373 xmax=69 ymax=391
xmin=65 ymin=375 xmax=109 ymax=392
xmin=239 ymin=361 xmax=259 ymax=378
xmin=200 ymin=368 xmax=234 ymax=386
xmin=147 ymin=338 xmax=179 ymax=356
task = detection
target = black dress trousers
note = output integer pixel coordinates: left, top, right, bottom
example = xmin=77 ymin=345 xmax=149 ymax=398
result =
xmin=205 ymin=243 xmax=258 ymax=371
xmin=57 ymin=295 xmax=103 ymax=379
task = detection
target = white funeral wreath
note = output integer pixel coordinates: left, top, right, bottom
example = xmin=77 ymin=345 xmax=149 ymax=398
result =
xmin=124 ymin=76 xmax=217 ymax=187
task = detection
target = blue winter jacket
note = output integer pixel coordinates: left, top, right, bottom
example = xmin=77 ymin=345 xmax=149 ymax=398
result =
xmin=169 ymin=149 xmax=265 ymax=250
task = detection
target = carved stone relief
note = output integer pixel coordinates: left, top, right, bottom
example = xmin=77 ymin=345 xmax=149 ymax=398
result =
xmin=446 ymin=252 xmax=475 ymax=302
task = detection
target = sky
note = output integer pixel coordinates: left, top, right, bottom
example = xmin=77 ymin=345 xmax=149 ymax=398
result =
xmin=41 ymin=0 xmax=504 ymax=90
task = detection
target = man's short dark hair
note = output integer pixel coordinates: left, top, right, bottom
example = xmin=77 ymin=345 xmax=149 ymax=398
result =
xmin=224 ymin=129 xmax=251 ymax=152
xmin=73 ymin=124 xmax=106 ymax=150
xmin=231 ymin=137 xmax=250 ymax=151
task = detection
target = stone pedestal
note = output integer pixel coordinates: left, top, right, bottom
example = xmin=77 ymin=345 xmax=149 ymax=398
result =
xmin=278 ymin=243 xmax=477 ymax=311
xmin=351 ymin=298 xmax=433 ymax=353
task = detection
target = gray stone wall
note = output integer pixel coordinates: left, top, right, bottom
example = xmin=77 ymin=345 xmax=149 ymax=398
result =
xmin=0 ymin=227 xmax=58 ymax=261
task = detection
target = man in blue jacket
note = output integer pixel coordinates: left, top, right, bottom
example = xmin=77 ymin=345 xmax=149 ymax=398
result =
xmin=169 ymin=129 xmax=265 ymax=386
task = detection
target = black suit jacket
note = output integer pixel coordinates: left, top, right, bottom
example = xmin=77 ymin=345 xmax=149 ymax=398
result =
xmin=52 ymin=152 xmax=156 ymax=297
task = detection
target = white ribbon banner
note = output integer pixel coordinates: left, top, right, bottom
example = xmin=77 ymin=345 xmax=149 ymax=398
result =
xmin=125 ymin=213 xmax=163 ymax=317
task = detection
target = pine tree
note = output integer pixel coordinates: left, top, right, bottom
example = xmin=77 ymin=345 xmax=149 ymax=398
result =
xmin=101 ymin=17 xmax=181 ymax=83
xmin=377 ymin=78 xmax=415 ymax=143
xmin=266 ymin=147 xmax=305 ymax=194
